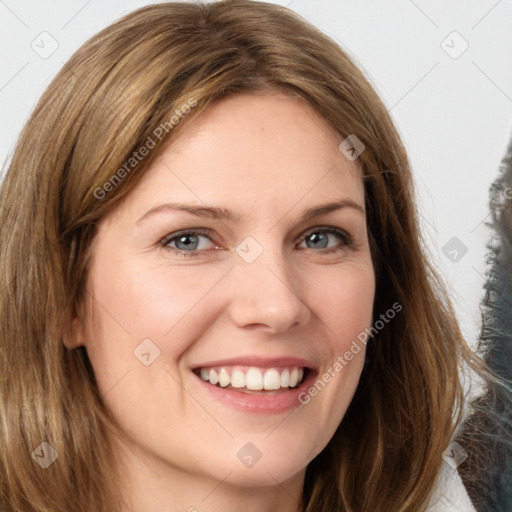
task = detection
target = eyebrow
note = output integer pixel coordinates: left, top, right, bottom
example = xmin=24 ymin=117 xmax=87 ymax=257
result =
xmin=136 ymin=199 xmax=365 ymax=225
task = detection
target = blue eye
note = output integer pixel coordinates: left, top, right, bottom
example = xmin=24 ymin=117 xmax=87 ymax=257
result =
xmin=160 ymin=227 xmax=353 ymax=258
xmin=161 ymin=229 xmax=215 ymax=257
xmin=298 ymin=227 xmax=353 ymax=253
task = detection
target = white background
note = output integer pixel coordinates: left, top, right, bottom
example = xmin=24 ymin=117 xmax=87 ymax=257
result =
xmin=1 ymin=0 xmax=512 ymax=350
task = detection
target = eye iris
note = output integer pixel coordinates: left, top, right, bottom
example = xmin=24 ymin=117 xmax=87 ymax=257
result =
xmin=168 ymin=229 xmax=342 ymax=254
xmin=176 ymin=235 xmax=198 ymax=251
xmin=307 ymin=232 xmax=328 ymax=249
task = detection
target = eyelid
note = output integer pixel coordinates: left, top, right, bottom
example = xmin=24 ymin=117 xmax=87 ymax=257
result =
xmin=160 ymin=227 xmax=217 ymax=248
xmin=159 ymin=225 xmax=355 ymax=257
xmin=298 ymin=225 xmax=349 ymax=241
xmin=296 ymin=226 xmax=355 ymax=251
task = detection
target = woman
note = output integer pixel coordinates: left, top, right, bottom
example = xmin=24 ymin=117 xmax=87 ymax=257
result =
xmin=0 ymin=1 xmax=504 ymax=510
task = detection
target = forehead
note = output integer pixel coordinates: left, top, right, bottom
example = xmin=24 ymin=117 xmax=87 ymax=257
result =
xmin=117 ymin=92 xmax=364 ymax=222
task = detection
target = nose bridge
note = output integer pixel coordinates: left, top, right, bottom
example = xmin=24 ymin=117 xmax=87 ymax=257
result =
xmin=226 ymin=234 xmax=310 ymax=331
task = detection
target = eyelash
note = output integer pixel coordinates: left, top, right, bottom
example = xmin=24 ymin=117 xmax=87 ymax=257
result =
xmin=160 ymin=227 xmax=355 ymax=259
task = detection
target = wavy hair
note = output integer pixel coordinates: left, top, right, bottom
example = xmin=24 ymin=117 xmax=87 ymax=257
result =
xmin=0 ymin=1 xmax=498 ymax=510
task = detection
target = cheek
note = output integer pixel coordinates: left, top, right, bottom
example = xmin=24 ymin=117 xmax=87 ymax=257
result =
xmin=309 ymin=261 xmax=375 ymax=351
xmin=85 ymin=248 xmax=375 ymax=374
xmin=295 ymin=261 xmax=375 ymax=440
xmin=87 ymin=253 xmax=231 ymax=350
xmin=78 ymin=242 xmax=376 ymax=483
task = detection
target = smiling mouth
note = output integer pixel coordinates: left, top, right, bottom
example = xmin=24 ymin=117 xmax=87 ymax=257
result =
xmin=193 ymin=366 xmax=308 ymax=394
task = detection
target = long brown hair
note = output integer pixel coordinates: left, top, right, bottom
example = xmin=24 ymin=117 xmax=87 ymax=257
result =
xmin=0 ymin=1 xmax=496 ymax=510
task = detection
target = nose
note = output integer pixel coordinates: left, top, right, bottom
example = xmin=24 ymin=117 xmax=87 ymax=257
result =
xmin=225 ymin=240 xmax=312 ymax=333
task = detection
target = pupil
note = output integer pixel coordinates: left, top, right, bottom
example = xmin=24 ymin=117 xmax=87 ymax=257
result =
xmin=175 ymin=233 xmax=329 ymax=251
xmin=309 ymin=232 xmax=327 ymax=248
xmin=177 ymin=235 xmax=197 ymax=250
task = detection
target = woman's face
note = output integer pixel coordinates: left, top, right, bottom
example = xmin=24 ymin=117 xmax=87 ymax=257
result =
xmin=70 ymin=92 xmax=375 ymax=491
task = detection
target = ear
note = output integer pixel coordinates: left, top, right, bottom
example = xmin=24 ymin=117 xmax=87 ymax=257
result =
xmin=62 ymin=315 xmax=86 ymax=350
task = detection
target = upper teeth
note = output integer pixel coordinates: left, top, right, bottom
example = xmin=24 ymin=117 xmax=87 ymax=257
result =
xmin=198 ymin=366 xmax=305 ymax=390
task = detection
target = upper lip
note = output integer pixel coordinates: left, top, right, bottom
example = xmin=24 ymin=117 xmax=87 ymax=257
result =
xmin=191 ymin=355 xmax=317 ymax=370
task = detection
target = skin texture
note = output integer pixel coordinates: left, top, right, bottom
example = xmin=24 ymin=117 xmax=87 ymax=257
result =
xmin=66 ymin=93 xmax=376 ymax=512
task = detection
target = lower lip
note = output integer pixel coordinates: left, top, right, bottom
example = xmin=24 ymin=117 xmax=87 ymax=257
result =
xmin=192 ymin=370 xmax=317 ymax=414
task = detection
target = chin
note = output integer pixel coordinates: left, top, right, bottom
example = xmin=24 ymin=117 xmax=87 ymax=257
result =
xmin=218 ymin=459 xmax=307 ymax=488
